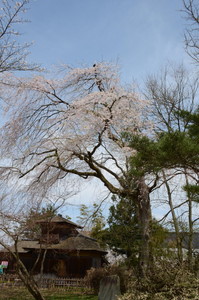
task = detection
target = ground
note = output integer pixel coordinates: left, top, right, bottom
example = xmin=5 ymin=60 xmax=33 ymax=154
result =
xmin=0 ymin=287 xmax=97 ymax=300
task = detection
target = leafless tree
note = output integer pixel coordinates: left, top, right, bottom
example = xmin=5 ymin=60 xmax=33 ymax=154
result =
xmin=145 ymin=64 xmax=198 ymax=133
xmin=0 ymin=0 xmax=38 ymax=73
xmin=0 ymin=191 xmax=75 ymax=299
xmin=0 ymin=199 xmax=45 ymax=300
xmin=183 ymin=0 xmax=199 ymax=64
xmin=145 ymin=65 xmax=199 ymax=268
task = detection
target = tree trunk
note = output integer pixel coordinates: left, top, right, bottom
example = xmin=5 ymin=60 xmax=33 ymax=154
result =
xmin=185 ymin=171 xmax=193 ymax=270
xmin=137 ymin=177 xmax=152 ymax=277
xmin=18 ymin=268 xmax=45 ymax=300
xmin=14 ymin=242 xmax=45 ymax=300
xmin=162 ymin=171 xmax=183 ymax=263
xmin=40 ymin=249 xmax=47 ymax=283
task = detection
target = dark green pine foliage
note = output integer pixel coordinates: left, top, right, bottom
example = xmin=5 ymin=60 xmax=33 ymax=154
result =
xmin=179 ymin=108 xmax=199 ymax=140
xmin=102 ymin=194 xmax=140 ymax=265
xmin=176 ymin=108 xmax=199 ymax=198
xmin=126 ymin=108 xmax=199 ymax=212
xmin=124 ymin=112 xmax=199 ymax=176
xmin=123 ymin=133 xmax=161 ymax=177
xmin=183 ymin=185 xmax=199 ymax=203
xmin=102 ymin=195 xmax=167 ymax=265
xmin=157 ymin=131 xmax=199 ymax=170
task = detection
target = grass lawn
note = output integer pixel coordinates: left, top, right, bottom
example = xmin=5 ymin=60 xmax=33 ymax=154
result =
xmin=0 ymin=287 xmax=98 ymax=300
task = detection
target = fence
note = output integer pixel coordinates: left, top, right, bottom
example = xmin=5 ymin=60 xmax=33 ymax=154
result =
xmin=0 ymin=275 xmax=91 ymax=291
xmin=39 ymin=277 xmax=88 ymax=289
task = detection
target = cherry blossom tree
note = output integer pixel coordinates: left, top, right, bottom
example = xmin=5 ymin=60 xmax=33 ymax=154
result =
xmin=0 ymin=62 xmax=156 ymax=276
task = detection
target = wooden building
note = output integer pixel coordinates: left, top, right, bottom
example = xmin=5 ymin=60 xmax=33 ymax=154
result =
xmin=1 ymin=215 xmax=107 ymax=278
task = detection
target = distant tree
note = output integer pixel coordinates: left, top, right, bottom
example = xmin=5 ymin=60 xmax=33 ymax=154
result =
xmin=0 ymin=0 xmax=38 ymax=73
xmin=183 ymin=0 xmax=199 ymax=64
xmin=77 ymin=204 xmax=91 ymax=230
xmin=90 ymin=207 xmax=106 ymax=244
xmin=77 ymin=203 xmax=106 ymax=241
xmin=21 ymin=204 xmax=57 ymax=240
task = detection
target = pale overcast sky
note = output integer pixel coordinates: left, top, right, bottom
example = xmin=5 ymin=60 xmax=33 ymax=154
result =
xmin=22 ymin=0 xmax=189 ymax=83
